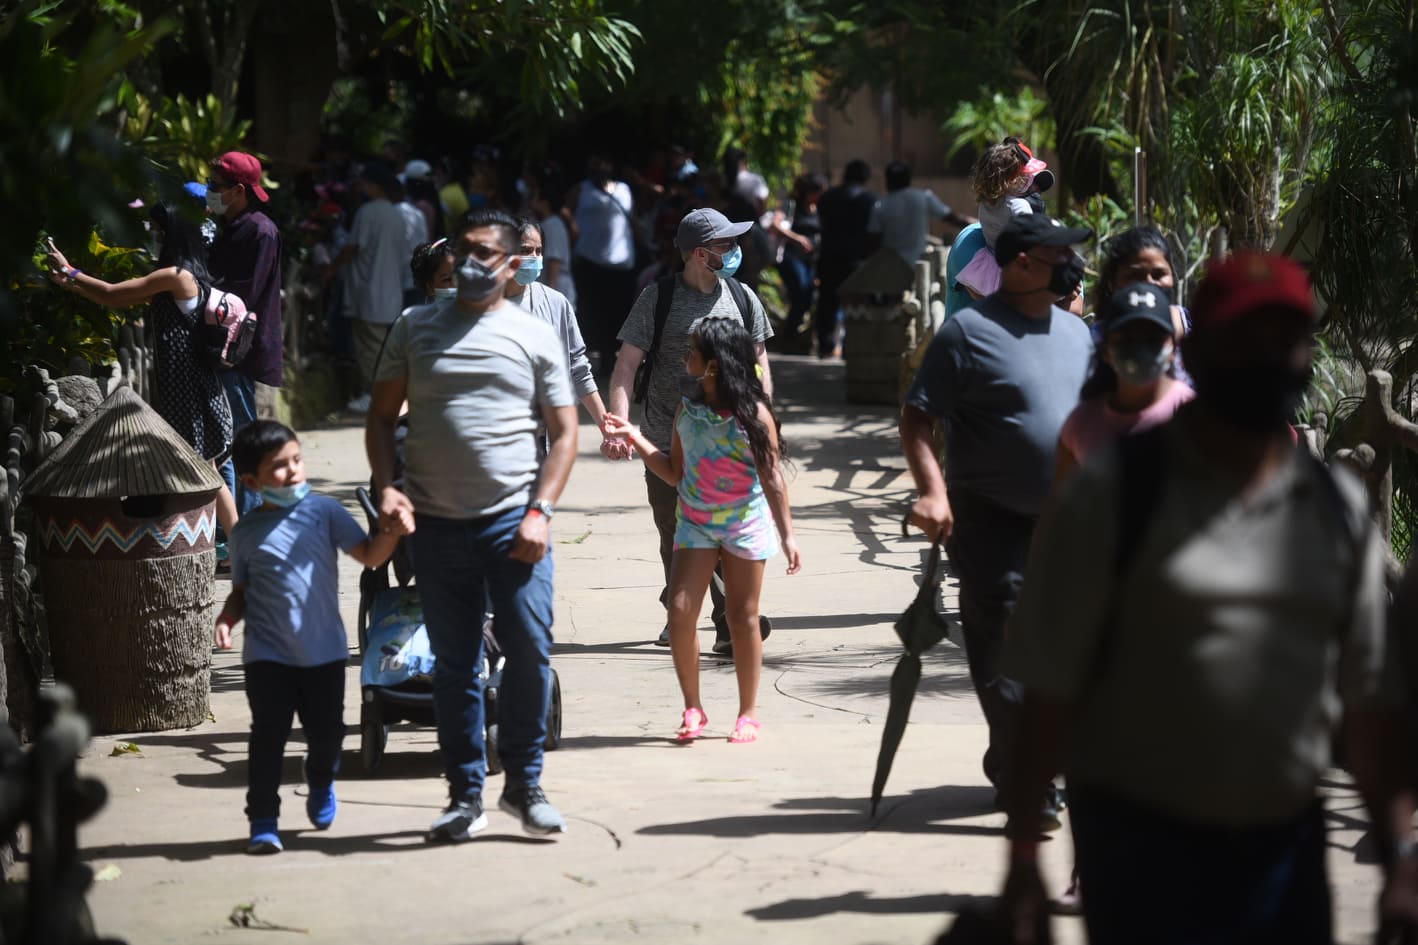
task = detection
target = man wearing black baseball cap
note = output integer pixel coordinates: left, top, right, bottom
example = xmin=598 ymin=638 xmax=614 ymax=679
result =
xmin=899 ymin=213 xmax=1093 ymax=828
xmin=608 ymin=207 xmax=776 ymax=655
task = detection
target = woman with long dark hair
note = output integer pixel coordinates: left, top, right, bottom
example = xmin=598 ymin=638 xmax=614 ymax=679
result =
xmin=46 ymin=201 xmax=238 ymax=533
xmin=605 ymin=314 xmax=802 ymax=745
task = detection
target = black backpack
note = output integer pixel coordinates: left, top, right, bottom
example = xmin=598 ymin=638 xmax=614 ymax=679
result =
xmin=632 ymin=273 xmax=753 ymax=404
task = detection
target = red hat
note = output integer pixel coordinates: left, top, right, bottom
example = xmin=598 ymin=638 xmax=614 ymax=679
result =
xmin=1190 ymin=252 xmax=1316 ymax=331
xmin=213 ymin=151 xmax=270 ymax=202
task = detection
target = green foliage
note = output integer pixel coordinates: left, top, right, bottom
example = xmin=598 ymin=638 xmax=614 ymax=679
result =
xmin=942 ymin=86 xmax=1056 ymax=160
xmin=5 ymin=230 xmax=150 ymax=391
xmin=322 ymin=78 xmax=419 ymax=158
xmin=0 ymin=0 xmax=173 ymax=380
xmin=119 ymin=88 xmax=258 ymax=183
xmin=375 ymin=0 xmax=642 ymax=117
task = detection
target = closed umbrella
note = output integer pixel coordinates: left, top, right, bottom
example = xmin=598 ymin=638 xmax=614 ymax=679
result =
xmin=871 ymin=520 xmax=951 ymax=817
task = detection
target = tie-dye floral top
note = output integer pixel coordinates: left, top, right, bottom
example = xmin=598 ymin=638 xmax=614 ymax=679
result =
xmin=674 ymin=397 xmax=779 ymax=560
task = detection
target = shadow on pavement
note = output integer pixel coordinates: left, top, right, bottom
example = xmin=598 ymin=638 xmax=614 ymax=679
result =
xmin=637 ymin=786 xmax=1002 ymax=839
xmin=745 ymin=889 xmax=996 ymax=921
xmin=80 ymin=829 xmax=553 ymax=863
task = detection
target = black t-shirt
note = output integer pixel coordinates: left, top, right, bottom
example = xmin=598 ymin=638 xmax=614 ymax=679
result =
xmin=816 ymin=183 xmax=877 ymax=263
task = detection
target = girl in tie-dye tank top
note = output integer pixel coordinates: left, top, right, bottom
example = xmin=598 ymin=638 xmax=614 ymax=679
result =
xmin=604 ymin=314 xmax=802 ymax=746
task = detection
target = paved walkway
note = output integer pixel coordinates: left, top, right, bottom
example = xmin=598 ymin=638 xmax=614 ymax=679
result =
xmin=80 ymin=357 xmax=1382 ymax=944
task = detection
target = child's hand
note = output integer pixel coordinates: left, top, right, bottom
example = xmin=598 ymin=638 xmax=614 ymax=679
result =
xmin=214 ymin=615 xmax=235 ymax=650
xmin=379 ymin=485 xmax=417 ymax=534
xmin=783 ymin=536 xmax=803 ymax=575
xmin=379 ymin=508 xmax=414 ymax=537
xmin=601 ymin=413 xmax=636 ymax=437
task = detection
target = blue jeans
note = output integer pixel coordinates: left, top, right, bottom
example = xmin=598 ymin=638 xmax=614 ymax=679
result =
xmin=219 ymin=370 xmax=263 ymax=517
xmin=776 ymin=255 xmax=815 ymax=335
xmin=413 ymin=508 xmax=554 ymax=800
xmin=1070 ymin=788 xmax=1331 ymax=945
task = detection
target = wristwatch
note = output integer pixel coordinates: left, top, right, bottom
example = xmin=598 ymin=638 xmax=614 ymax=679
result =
xmin=529 ymin=499 xmax=555 ymax=520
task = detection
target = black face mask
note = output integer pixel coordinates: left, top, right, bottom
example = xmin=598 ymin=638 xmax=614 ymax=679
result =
xmin=1049 ymin=253 xmax=1086 ymax=298
xmin=1198 ymin=363 xmax=1312 ymax=432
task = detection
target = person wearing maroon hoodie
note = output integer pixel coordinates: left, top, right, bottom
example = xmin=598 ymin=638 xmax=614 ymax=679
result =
xmin=208 ymin=151 xmax=284 ymax=518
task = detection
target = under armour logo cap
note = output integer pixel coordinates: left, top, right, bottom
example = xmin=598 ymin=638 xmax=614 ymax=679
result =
xmin=1104 ymin=282 xmax=1175 ymax=335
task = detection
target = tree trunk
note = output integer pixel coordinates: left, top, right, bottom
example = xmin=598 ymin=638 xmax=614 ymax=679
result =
xmin=44 ymin=553 xmax=214 ymax=734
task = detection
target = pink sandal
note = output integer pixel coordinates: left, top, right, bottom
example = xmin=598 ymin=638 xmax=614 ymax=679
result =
xmin=675 ymin=708 xmax=708 ymax=742
xmin=728 ymin=716 xmax=760 ymax=744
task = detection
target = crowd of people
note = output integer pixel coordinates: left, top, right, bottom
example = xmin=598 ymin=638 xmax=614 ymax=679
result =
xmin=39 ymin=134 xmax=1418 ymax=943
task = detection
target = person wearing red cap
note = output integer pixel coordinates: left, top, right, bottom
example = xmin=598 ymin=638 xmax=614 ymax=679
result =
xmin=994 ymin=253 xmax=1417 ymax=943
xmin=208 ymin=150 xmax=284 ymax=518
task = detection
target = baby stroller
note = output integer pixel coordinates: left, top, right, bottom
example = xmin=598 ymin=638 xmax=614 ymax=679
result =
xmin=353 ymin=486 xmax=563 ymax=776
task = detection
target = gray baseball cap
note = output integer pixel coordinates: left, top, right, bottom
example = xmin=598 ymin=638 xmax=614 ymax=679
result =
xmin=676 ymin=208 xmax=752 ymax=250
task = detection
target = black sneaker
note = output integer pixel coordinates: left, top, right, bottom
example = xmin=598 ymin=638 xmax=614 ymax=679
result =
xmin=710 ymin=616 xmax=773 ymax=657
xmin=427 ymin=796 xmax=487 ymax=843
xmin=654 ymin=625 xmax=670 ymax=647
xmin=499 ymin=784 xmax=566 ymax=838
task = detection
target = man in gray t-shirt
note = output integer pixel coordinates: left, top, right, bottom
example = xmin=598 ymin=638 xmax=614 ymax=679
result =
xmin=900 ymin=214 xmax=1092 ymax=820
xmin=367 ymin=211 xmax=577 ymax=842
xmin=608 ymin=208 xmax=775 ymax=652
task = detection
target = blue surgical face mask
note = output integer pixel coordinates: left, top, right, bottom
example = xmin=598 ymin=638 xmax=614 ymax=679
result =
xmin=433 ymin=286 xmax=457 ymax=300
xmin=707 ymin=244 xmax=742 ymax=280
xmin=514 ymin=255 xmax=543 ymax=285
xmin=261 ymin=481 xmax=311 ymax=508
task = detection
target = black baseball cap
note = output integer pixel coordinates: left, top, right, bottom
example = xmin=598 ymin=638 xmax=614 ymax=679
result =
xmin=994 ymin=215 xmax=1092 ymax=264
xmin=1103 ymin=283 xmax=1175 ymax=334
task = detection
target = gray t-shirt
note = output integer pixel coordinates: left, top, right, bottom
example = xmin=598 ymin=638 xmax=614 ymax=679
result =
xmin=868 ymin=188 xmax=952 ymax=266
xmin=376 ymin=299 xmax=575 ymax=519
xmin=617 ymin=276 xmax=773 ymax=451
xmin=510 ymin=282 xmax=597 ymax=400
xmin=1005 ymin=426 xmax=1389 ymax=825
xmin=349 ymin=198 xmax=409 ymax=325
xmin=905 ymin=296 xmax=1092 ymax=516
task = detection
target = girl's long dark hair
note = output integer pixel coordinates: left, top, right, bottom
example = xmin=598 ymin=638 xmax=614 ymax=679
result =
xmin=149 ymin=201 xmax=210 ymax=285
xmin=1093 ymin=225 xmax=1174 ymax=313
xmin=689 ymin=316 xmax=785 ymax=475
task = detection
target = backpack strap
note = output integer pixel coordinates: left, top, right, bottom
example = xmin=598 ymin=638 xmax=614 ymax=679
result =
xmin=633 ymin=274 xmax=678 ymax=405
xmin=649 ymin=273 xmax=677 ymax=357
xmin=1084 ymin=425 xmax=1168 ymax=687
xmin=724 ymin=277 xmax=753 ymax=332
xmin=1114 ymin=425 xmax=1168 ymax=577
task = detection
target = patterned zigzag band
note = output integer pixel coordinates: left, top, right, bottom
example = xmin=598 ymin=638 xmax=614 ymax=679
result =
xmin=40 ymin=512 xmax=217 ymax=555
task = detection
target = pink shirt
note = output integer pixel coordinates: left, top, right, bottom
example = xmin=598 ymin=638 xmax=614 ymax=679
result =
xmin=1060 ymin=381 xmax=1196 ymax=463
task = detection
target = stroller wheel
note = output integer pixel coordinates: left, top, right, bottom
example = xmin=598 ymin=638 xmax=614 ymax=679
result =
xmin=360 ymin=702 xmax=387 ymax=776
xmin=544 ymin=670 xmax=563 ymax=750
xmin=486 ymin=723 xmax=503 ymax=775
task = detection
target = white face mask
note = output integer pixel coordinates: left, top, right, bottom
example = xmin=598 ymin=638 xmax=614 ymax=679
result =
xmin=433 ymin=287 xmax=457 ymax=300
xmin=205 ymin=189 xmax=228 ymax=215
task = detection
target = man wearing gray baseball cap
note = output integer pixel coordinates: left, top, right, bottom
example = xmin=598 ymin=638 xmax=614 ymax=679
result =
xmin=607 ymin=207 xmax=776 ymax=655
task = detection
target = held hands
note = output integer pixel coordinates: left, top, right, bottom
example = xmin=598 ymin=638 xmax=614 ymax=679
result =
xmin=378 ymin=485 xmax=416 ymax=536
xmin=599 ymin=414 xmax=637 ymax=461
xmin=510 ymin=510 xmax=550 ymax=564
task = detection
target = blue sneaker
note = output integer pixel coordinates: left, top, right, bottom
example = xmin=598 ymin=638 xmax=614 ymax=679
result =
xmin=304 ymin=758 xmax=337 ymax=830
xmin=247 ymin=819 xmax=283 ymax=855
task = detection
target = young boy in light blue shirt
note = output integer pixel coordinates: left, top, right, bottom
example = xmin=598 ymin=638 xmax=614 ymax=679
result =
xmin=215 ymin=420 xmax=407 ymax=854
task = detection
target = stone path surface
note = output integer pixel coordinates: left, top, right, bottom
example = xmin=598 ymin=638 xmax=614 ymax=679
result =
xmin=79 ymin=357 xmax=1383 ymax=944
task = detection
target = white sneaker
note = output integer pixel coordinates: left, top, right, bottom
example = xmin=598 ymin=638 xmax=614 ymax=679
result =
xmin=345 ymin=393 xmax=372 ymax=414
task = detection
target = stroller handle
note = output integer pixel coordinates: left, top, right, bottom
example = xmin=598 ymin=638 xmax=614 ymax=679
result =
xmin=356 ymin=486 xmax=379 ymax=529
